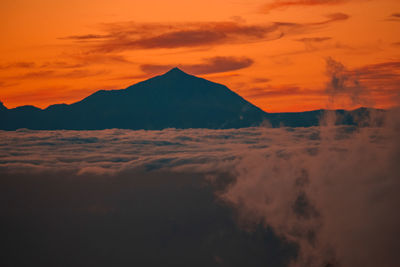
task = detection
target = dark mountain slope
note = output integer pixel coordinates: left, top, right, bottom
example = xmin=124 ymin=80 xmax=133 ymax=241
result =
xmin=0 ymin=68 xmax=267 ymax=130
xmin=0 ymin=68 xmax=385 ymax=130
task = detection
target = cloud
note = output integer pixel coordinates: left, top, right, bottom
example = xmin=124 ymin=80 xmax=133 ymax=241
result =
xmin=60 ymin=16 xmax=349 ymax=52
xmin=325 ymin=57 xmax=369 ymax=106
xmin=352 ymin=61 xmax=400 ymax=87
xmin=58 ymin=34 xmax=111 ymax=40
xmin=313 ymin=12 xmax=350 ymax=24
xmin=243 ymin=85 xmax=325 ymax=100
xmin=244 ymin=86 xmax=303 ymax=98
xmin=219 ymin=109 xmax=400 ymax=267
xmin=88 ymin=22 xmax=283 ymax=52
xmin=0 ymin=106 xmax=399 ymax=267
xmin=324 ymin=58 xmax=400 ymax=107
xmin=8 ymin=69 xmax=109 ymax=80
xmin=296 ymin=37 xmax=332 ymax=43
xmin=295 ymin=36 xmax=332 ymax=50
xmin=261 ymin=0 xmax=349 ymax=12
xmin=386 ymin=13 xmax=400 ymax=22
xmin=140 ymin=56 xmax=254 ymax=75
xmin=0 ymin=61 xmax=36 ymax=70
xmin=252 ymin=77 xmax=271 ymax=83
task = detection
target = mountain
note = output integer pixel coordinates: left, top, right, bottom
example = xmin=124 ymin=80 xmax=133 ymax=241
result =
xmin=266 ymin=107 xmax=386 ymax=128
xmin=0 ymin=68 xmax=385 ymax=130
xmin=0 ymin=68 xmax=267 ymax=130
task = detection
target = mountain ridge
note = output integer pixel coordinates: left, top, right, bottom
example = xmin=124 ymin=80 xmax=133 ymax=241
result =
xmin=0 ymin=68 xmax=267 ymax=130
xmin=0 ymin=68 xmax=385 ymax=130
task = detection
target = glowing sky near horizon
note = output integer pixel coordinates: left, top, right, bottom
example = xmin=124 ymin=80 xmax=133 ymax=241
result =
xmin=0 ymin=0 xmax=399 ymax=112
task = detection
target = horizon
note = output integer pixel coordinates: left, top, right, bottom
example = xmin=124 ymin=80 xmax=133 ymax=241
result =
xmin=1 ymin=0 xmax=399 ymax=112
xmin=0 ymin=66 xmax=392 ymax=113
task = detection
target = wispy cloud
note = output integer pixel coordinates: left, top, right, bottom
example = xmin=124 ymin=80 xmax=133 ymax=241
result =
xmin=324 ymin=58 xmax=400 ymax=107
xmin=0 ymin=62 xmax=36 ymax=70
xmin=260 ymin=0 xmax=349 ymax=12
xmin=386 ymin=13 xmax=400 ymax=22
xmin=8 ymin=69 xmax=109 ymax=80
xmin=60 ymin=15 xmax=349 ymax=52
xmin=241 ymin=58 xmax=399 ymax=106
xmin=296 ymin=37 xmax=332 ymax=43
xmin=58 ymin=34 xmax=112 ymax=41
xmin=244 ymin=86 xmax=304 ymax=98
xmin=351 ymin=61 xmax=400 ymax=95
xmin=295 ymin=36 xmax=332 ymax=50
xmin=141 ymin=56 xmax=254 ymax=75
xmin=242 ymin=85 xmax=325 ymax=100
xmin=390 ymin=13 xmax=400 ymax=18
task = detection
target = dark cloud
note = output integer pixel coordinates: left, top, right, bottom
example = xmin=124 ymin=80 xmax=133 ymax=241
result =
xmin=312 ymin=12 xmax=350 ymax=24
xmin=352 ymin=61 xmax=400 ymax=97
xmin=60 ymin=16 xmax=349 ymax=52
xmin=252 ymin=77 xmax=271 ymax=83
xmin=296 ymin=37 xmax=332 ymax=50
xmin=39 ymin=61 xmax=86 ymax=69
xmin=10 ymin=69 xmax=109 ymax=80
xmin=244 ymin=86 xmax=303 ymax=98
xmin=296 ymin=37 xmax=332 ymax=42
xmin=140 ymin=56 xmax=254 ymax=75
xmin=261 ymin=0 xmax=349 ymax=12
xmin=58 ymin=34 xmax=111 ymax=40
xmin=90 ymin=22 xmax=283 ymax=52
xmin=243 ymin=85 xmax=325 ymax=99
xmin=127 ymin=30 xmax=227 ymax=49
xmin=0 ymin=61 xmax=36 ymax=70
xmin=386 ymin=13 xmax=400 ymax=21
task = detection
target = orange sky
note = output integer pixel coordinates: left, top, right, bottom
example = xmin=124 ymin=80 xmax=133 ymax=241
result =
xmin=0 ymin=0 xmax=399 ymax=112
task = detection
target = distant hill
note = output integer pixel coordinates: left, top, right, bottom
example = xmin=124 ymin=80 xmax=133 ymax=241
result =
xmin=0 ymin=68 xmax=384 ymax=130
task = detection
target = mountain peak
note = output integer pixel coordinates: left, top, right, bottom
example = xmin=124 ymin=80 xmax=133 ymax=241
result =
xmin=164 ymin=67 xmax=189 ymax=76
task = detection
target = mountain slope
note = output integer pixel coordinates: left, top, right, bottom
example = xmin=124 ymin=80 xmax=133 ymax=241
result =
xmin=0 ymin=68 xmax=267 ymax=130
xmin=0 ymin=68 xmax=385 ymax=130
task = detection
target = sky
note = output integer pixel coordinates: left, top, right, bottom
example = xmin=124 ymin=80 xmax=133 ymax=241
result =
xmin=0 ymin=0 xmax=399 ymax=112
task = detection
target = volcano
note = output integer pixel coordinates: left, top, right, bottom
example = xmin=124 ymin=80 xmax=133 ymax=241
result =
xmin=0 ymin=68 xmax=268 ymax=130
xmin=0 ymin=68 xmax=384 ymax=130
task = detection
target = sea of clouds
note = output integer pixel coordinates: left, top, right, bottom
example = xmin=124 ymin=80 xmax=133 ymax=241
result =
xmin=1 ymin=107 xmax=399 ymax=267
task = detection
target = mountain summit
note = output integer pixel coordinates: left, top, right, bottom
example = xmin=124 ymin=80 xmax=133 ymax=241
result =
xmin=0 ymin=68 xmax=267 ymax=130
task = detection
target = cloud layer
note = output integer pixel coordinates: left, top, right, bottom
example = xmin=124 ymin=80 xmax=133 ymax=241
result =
xmin=1 ymin=107 xmax=400 ymax=266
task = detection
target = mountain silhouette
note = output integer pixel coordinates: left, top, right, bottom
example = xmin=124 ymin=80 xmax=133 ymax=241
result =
xmin=0 ymin=68 xmax=267 ymax=130
xmin=0 ymin=68 xmax=384 ymax=130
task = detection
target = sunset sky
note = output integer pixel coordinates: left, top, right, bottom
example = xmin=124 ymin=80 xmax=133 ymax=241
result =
xmin=1 ymin=0 xmax=399 ymax=112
